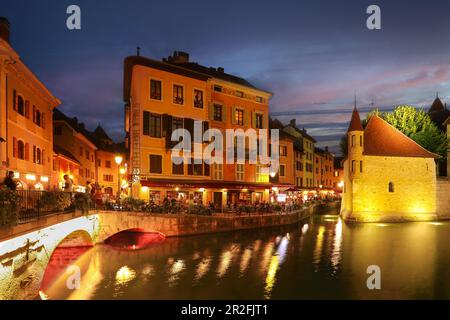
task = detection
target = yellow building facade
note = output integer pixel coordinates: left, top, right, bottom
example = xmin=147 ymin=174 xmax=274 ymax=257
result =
xmin=341 ymin=108 xmax=440 ymax=222
xmin=0 ymin=18 xmax=60 ymax=189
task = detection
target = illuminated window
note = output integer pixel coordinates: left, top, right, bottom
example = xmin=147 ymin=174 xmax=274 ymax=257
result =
xmin=236 ymin=164 xmax=244 ymax=181
xmin=213 ymin=163 xmax=223 ymax=180
xmin=235 ymin=109 xmax=244 ymax=126
xmin=388 ymin=182 xmax=394 ymax=193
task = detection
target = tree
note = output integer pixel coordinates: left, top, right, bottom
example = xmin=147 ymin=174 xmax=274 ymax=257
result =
xmin=339 ymin=105 xmax=447 ymax=159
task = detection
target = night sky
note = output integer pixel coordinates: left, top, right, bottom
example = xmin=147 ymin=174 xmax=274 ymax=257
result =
xmin=3 ymin=0 xmax=450 ymax=154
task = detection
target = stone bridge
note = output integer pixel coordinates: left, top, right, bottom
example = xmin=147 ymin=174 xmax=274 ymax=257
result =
xmin=0 ymin=207 xmax=313 ymax=300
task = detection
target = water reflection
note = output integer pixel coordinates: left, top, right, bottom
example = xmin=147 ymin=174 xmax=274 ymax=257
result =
xmin=39 ymin=215 xmax=450 ymax=300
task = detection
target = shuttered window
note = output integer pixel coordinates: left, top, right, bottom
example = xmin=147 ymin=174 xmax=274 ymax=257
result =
xmin=149 ymin=155 xmax=162 ymax=174
xmin=143 ymin=111 xmax=161 ymax=138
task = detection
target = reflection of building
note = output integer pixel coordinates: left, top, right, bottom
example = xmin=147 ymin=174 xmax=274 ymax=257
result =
xmin=124 ymin=51 xmax=272 ymax=205
xmin=0 ymin=18 xmax=60 ymax=189
xmin=341 ymin=108 xmax=440 ymax=222
xmin=283 ymin=119 xmax=316 ymax=188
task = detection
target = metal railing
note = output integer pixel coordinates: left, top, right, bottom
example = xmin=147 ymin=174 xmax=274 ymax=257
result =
xmin=15 ymin=190 xmax=77 ymax=223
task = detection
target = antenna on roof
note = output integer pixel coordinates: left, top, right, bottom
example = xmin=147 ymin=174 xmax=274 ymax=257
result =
xmin=353 ymin=91 xmax=357 ymax=110
xmin=136 ymin=46 xmax=141 ymax=57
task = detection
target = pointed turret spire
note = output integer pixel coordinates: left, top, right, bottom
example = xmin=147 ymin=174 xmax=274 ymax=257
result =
xmin=348 ymin=106 xmax=363 ymax=132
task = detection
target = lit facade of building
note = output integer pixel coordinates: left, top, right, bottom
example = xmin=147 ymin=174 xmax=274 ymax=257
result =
xmin=283 ymin=119 xmax=316 ymax=188
xmin=0 ymin=18 xmax=60 ymax=189
xmin=341 ymin=108 xmax=440 ymax=222
xmin=124 ymin=51 xmax=272 ymax=206
xmin=53 ymin=110 xmax=98 ymax=190
xmin=314 ymin=147 xmax=334 ymax=188
xmin=52 ymin=145 xmax=80 ymax=190
xmin=269 ymin=119 xmax=295 ymax=188
xmin=93 ymin=126 xmax=127 ymax=196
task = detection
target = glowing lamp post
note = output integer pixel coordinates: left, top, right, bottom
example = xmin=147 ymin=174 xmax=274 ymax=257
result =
xmin=115 ymin=155 xmax=123 ymax=200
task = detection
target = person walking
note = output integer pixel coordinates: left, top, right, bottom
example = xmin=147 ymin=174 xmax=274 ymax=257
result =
xmin=63 ymin=174 xmax=73 ymax=192
xmin=1 ymin=171 xmax=17 ymax=190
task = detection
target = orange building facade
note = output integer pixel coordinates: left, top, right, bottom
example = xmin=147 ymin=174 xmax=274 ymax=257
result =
xmin=0 ymin=18 xmax=60 ymax=189
xmin=124 ymin=51 xmax=273 ymax=207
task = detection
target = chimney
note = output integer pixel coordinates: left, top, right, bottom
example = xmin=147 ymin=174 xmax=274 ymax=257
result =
xmin=290 ymin=119 xmax=296 ymax=127
xmin=169 ymin=51 xmax=190 ymax=64
xmin=0 ymin=17 xmax=10 ymax=43
xmin=217 ymin=67 xmax=224 ymax=73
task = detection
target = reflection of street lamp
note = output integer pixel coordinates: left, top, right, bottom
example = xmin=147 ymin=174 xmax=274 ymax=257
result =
xmin=115 ymin=155 xmax=123 ymax=199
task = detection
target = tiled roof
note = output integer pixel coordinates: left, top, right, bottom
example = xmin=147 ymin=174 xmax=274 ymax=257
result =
xmin=363 ymin=115 xmax=440 ymax=159
xmin=348 ymin=108 xmax=364 ymax=132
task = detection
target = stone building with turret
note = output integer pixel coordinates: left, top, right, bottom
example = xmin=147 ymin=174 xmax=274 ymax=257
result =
xmin=341 ymin=108 xmax=440 ymax=222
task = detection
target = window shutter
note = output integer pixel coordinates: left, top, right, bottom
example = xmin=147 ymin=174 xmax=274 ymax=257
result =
xmin=208 ymin=102 xmax=214 ymax=120
xmin=244 ymin=109 xmax=250 ymax=127
xmin=263 ymin=114 xmax=268 ymax=129
xmin=13 ymin=90 xmax=17 ymax=111
xmin=231 ymin=107 xmax=236 ymax=125
xmin=33 ymin=145 xmax=36 ymax=163
xmin=203 ymin=121 xmax=209 ymax=135
xmin=42 ymin=113 xmax=45 ymax=129
xmin=13 ymin=137 xmax=17 ymax=157
xmin=143 ymin=111 xmax=150 ymax=136
xmin=252 ymin=112 xmax=256 ymax=128
xmin=184 ymin=118 xmax=194 ymax=143
xmin=32 ymin=105 xmax=36 ymax=123
xmin=25 ymin=101 xmax=30 ymax=118
xmin=42 ymin=150 xmax=45 ymax=165
xmin=165 ymin=115 xmax=173 ymax=149
xmin=25 ymin=143 xmax=29 ymax=161
xmin=204 ymin=163 xmax=210 ymax=176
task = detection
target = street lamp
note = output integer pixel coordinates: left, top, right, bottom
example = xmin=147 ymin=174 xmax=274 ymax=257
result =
xmin=115 ymin=155 xmax=123 ymax=200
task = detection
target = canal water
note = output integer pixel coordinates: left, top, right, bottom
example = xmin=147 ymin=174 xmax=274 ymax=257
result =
xmin=42 ymin=210 xmax=450 ymax=300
